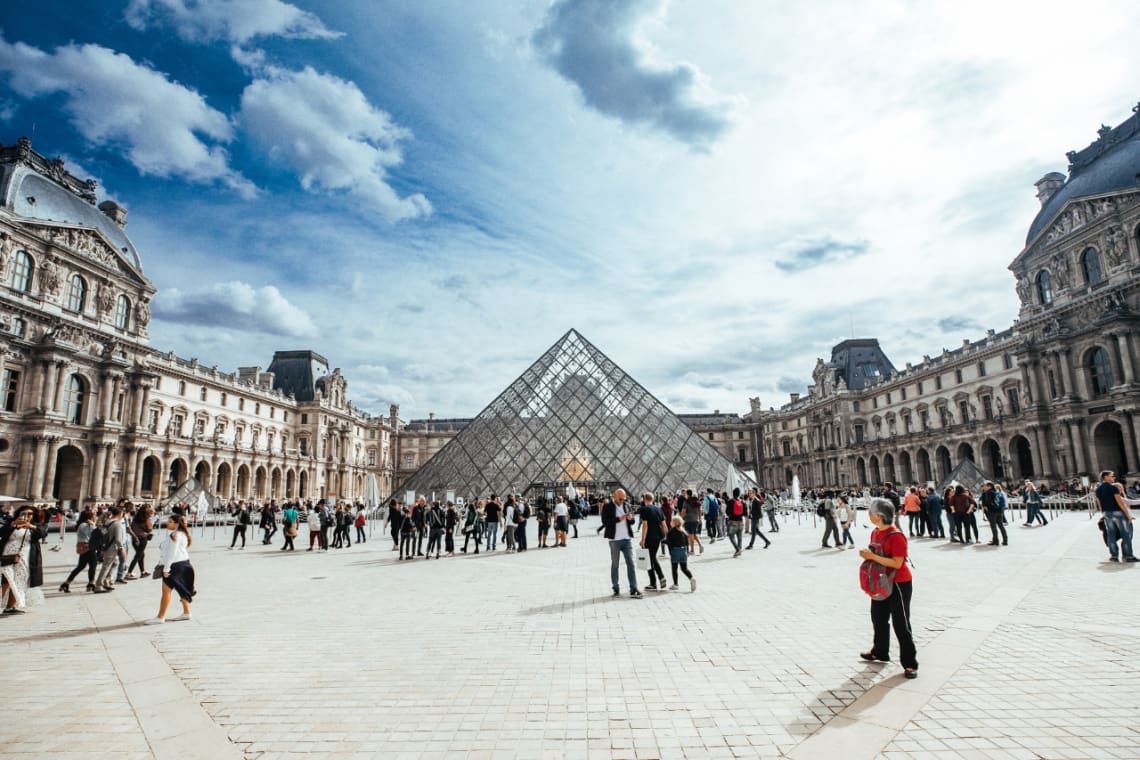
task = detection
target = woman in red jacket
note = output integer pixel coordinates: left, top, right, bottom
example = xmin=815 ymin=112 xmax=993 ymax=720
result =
xmin=858 ymin=498 xmax=918 ymax=679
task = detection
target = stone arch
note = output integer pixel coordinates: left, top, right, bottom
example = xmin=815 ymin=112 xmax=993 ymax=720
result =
xmin=916 ymin=448 xmax=932 ymax=484
xmin=299 ymin=469 xmax=309 ymax=499
xmin=216 ymin=462 xmax=232 ymax=496
xmin=168 ymin=458 xmax=188 ymax=489
xmin=855 ymin=457 xmax=867 ymax=487
xmin=981 ymin=438 xmax=1003 ymax=480
xmin=956 ymin=442 xmax=975 ymax=464
xmin=1009 ymin=434 xmax=1034 ymax=480
xmin=194 ymin=460 xmax=211 ymax=488
xmin=898 ymin=450 xmax=914 ymax=484
xmin=270 ymin=467 xmax=282 ymax=499
xmin=883 ymin=452 xmax=897 ymax=484
xmin=1093 ymin=420 xmax=1128 ymax=476
xmin=869 ymin=455 xmax=881 ymax=485
xmin=236 ymin=464 xmax=250 ymax=498
xmin=254 ymin=465 xmax=268 ymax=500
xmin=52 ymin=445 xmax=85 ymax=504
xmin=140 ymin=455 xmax=161 ymax=495
xmin=285 ymin=468 xmax=296 ymax=499
xmin=935 ymin=446 xmax=952 ymax=481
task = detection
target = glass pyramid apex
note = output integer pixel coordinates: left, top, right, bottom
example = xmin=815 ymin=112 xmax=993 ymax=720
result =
xmin=399 ymin=329 xmax=744 ymax=500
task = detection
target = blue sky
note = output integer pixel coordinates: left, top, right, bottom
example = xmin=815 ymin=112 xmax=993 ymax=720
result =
xmin=3 ymin=0 xmax=1140 ymax=419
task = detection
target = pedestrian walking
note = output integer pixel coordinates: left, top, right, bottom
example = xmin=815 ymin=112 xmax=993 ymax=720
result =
xmin=682 ymin=490 xmax=704 ymax=555
xmin=444 ymin=502 xmax=457 ymax=556
xmin=636 ymin=493 xmax=667 ymax=590
xmin=1096 ymin=470 xmax=1136 ymax=562
xmin=981 ymin=482 xmax=1008 ymax=546
xmin=725 ymin=488 xmax=746 ymax=557
xmin=94 ymin=506 xmax=127 ymax=592
xmin=144 ymin=514 xmax=195 ymax=625
xmin=858 ymin=498 xmax=918 ymax=679
xmin=665 ymin=517 xmax=696 ymax=592
xmin=764 ymin=492 xmax=780 ymax=532
xmin=603 ymin=489 xmax=640 ymax=598
xmin=126 ymin=505 xmax=154 ymax=577
xmin=461 ymin=501 xmax=482 ymax=554
xmin=230 ymin=502 xmax=250 ymax=549
xmin=837 ymin=494 xmax=855 ymax=548
xmin=399 ymin=506 xmax=416 ymax=560
xmin=703 ymin=489 xmax=719 ymax=544
xmin=355 ymin=506 xmax=368 ymax=544
xmin=260 ymin=504 xmax=278 ymax=545
xmin=281 ymin=503 xmax=299 ymax=551
xmin=1 ymin=505 xmax=45 ymax=614
xmin=1023 ymin=481 xmax=1048 ymax=527
xmin=60 ymin=509 xmax=98 ymax=593
xmin=745 ymin=489 xmax=771 ymax=549
xmin=819 ymin=492 xmax=841 ymax=548
xmin=386 ymin=499 xmax=401 ymax=550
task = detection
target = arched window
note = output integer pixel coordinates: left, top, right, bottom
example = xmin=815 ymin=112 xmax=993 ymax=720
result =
xmin=64 ymin=374 xmax=87 ymax=424
xmin=8 ymin=250 xmax=33 ymax=293
xmin=1089 ymin=347 xmax=1114 ymax=396
xmin=1081 ymin=247 xmax=1104 ymax=285
xmin=66 ymin=274 xmax=87 ymax=312
xmin=114 ymin=294 xmax=131 ymax=330
xmin=1036 ymin=270 xmax=1053 ymax=305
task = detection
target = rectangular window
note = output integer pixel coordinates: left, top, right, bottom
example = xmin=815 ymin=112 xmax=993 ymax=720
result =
xmin=171 ymin=414 xmax=184 ymax=437
xmin=199 ymin=387 xmax=207 ymax=402
xmin=872 ymin=397 xmax=879 ymax=409
xmin=2 ymin=369 xmax=20 ymax=412
xmin=982 ymin=395 xmax=993 ymax=420
xmin=853 ymin=400 xmax=861 ymax=412
xmin=403 ymin=454 xmax=415 ymax=469
xmin=920 ymin=410 xmax=929 ymax=430
xmin=917 ymin=381 xmax=924 ymax=395
xmin=220 ymin=392 xmax=227 ymax=406
xmin=282 ymin=411 xmax=288 ymax=422
xmin=178 ymin=381 xmax=186 ymax=396
xmin=935 ymin=376 xmax=943 ymax=391
xmin=738 ymin=431 xmax=745 ymax=440
xmin=903 ymin=414 xmax=911 ymax=432
xmin=958 ymin=401 xmax=969 ymax=423
xmin=854 ymin=424 xmax=865 ymax=444
xmin=195 ymin=417 xmax=206 ymax=436
xmin=707 ymin=433 xmax=715 ymax=441
xmin=1007 ymin=388 xmax=1021 ymax=415
xmin=977 ymin=361 xmax=987 ymax=378
xmin=238 ymin=398 xmax=245 ymax=411
xmin=148 ymin=409 xmax=160 ymax=433
xmin=781 ymin=440 xmax=791 ymax=456
xmin=737 ymin=447 xmax=747 ymax=464
xmin=1003 ymin=353 xmax=1014 ymax=370
xmin=955 ymin=369 xmax=964 ymax=384
xmin=299 ymin=438 xmax=308 ymax=456
xmin=270 ymin=407 xmax=275 ymax=419
xmin=114 ymin=392 xmax=124 ymax=421
xmin=900 ymin=388 xmax=907 ymax=401
xmin=301 ymin=413 xmax=308 ymax=424
xmin=367 ymin=450 xmax=376 ymax=466
xmin=255 ymin=402 xmax=261 ymax=415
xmin=154 ymin=377 xmax=162 ymax=390
xmin=886 ymin=392 xmax=892 ymax=404
xmin=12 ymin=318 xmax=26 ymax=338
xmin=1047 ymin=370 xmax=1057 ymax=399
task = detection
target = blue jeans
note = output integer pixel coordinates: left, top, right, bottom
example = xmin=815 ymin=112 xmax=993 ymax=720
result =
xmin=1103 ymin=512 xmax=1135 ymax=560
xmin=485 ymin=522 xmax=498 ymax=550
xmin=609 ymin=539 xmax=638 ymax=593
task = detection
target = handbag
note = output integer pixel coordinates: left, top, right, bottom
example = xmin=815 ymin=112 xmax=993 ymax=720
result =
xmin=76 ymin=542 xmax=89 ymax=555
xmin=1 ymin=533 xmax=27 ymax=566
xmin=152 ymin=565 xmax=164 ymax=579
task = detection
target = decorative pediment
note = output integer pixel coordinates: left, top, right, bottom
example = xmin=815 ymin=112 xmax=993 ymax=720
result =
xmin=1042 ymin=192 xmax=1139 ymax=246
xmin=25 ymin=222 xmax=149 ymax=286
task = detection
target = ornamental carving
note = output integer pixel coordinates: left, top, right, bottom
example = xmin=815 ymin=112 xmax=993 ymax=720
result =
xmin=1042 ymin=193 xmax=1137 ymax=244
xmin=1015 ymin=273 xmax=1030 ymax=305
xmin=1049 ymin=253 xmax=1071 ymax=290
xmin=1102 ymin=225 xmax=1128 ymax=268
xmin=0 ymin=234 xmax=12 ymax=277
xmin=38 ymin=257 xmax=62 ymax=296
xmin=136 ymin=297 xmax=151 ymax=327
xmin=39 ymin=225 xmax=124 ymax=272
xmin=94 ymin=281 xmax=115 ymax=315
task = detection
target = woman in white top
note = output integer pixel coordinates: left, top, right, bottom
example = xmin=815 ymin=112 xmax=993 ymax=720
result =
xmin=145 ymin=514 xmax=196 ymax=625
xmin=553 ymin=497 xmax=570 ymax=547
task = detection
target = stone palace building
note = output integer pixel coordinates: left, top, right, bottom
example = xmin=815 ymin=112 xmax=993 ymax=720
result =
xmin=0 ymin=138 xmax=399 ymax=507
xmin=3 ymin=102 xmax=1138 ymax=506
xmin=393 ymin=104 xmax=1140 ymax=494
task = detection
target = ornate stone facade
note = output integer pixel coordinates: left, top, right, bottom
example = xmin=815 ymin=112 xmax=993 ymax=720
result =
xmin=0 ymin=139 xmax=397 ymax=505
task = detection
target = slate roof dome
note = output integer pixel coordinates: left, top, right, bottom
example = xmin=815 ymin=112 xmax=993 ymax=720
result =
xmin=1026 ymin=103 xmax=1140 ymax=245
xmin=0 ymin=137 xmax=143 ymax=271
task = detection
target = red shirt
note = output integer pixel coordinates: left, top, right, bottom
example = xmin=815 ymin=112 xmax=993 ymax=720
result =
xmin=872 ymin=527 xmax=911 ymax=583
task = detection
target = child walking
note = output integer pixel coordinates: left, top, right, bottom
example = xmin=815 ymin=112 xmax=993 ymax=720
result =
xmin=666 ymin=517 xmax=696 ymax=592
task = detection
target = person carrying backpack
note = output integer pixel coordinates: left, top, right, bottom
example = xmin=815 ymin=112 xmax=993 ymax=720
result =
xmin=726 ymin=488 xmax=746 ymax=557
xmin=703 ymin=490 xmax=719 ymax=543
xmin=745 ymin=489 xmax=771 ymax=550
xmin=858 ymin=498 xmax=918 ymax=679
xmin=820 ymin=492 xmax=841 ymax=549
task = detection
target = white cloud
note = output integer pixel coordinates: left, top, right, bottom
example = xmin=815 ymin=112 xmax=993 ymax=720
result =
xmin=124 ymin=0 xmax=341 ymax=44
xmin=153 ymin=281 xmax=317 ymax=338
xmin=0 ymin=36 xmax=253 ymax=195
xmin=239 ymin=65 xmax=431 ymax=221
xmin=532 ymin=0 xmax=732 ymax=149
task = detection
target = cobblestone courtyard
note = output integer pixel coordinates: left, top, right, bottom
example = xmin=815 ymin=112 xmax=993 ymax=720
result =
xmin=2 ymin=510 xmax=1136 ymax=760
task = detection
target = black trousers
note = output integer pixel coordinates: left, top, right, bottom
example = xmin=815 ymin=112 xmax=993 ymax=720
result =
xmin=747 ymin=518 xmax=770 ymax=548
xmin=965 ymin=513 xmax=979 ymax=542
xmin=821 ymin=518 xmax=840 ymax=547
xmin=671 ymin=561 xmax=692 ymax=584
xmin=231 ymin=525 xmax=246 ymax=548
xmin=319 ymin=526 xmax=330 ymax=549
xmin=66 ymin=550 xmax=97 ymax=584
xmin=390 ymin=524 xmax=400 ymax=548
xmin=427 ymin=531 xmax=442 ymax=555
xmin=416 ymin=528 xmax=425 ymax=554
xmin=766 ymin=511 xmax=779 ymax=532
xmin=515 ymin=523 xmax=528 ymax=551
xmin=987 ymin=510 xmax=1007 ymax=544
xmin=870 ymin=580 xmax=917 ymax=669
xmin=907 ymin=513 xmax=923 ymax=535
xmin=444 ymin=531 xmax=454 ymax=553
xmin=128 ymin=538 xmax=149 ymax=574
xmin=283 ymin=533 xmax=295 ymax=550
xmin=645 ymin=539 xmax=665 ymax=586
xmin=462 ymin=529 xmax=480 ymax=552
xmin=400 ymin=532 xmax=415 ymax=558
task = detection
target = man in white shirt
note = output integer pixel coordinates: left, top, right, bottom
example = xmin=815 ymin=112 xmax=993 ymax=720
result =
xmin=503 ymin=501 xmax=516 ymax=552
xmin=602 ymin=489 xmax=641 ymax=598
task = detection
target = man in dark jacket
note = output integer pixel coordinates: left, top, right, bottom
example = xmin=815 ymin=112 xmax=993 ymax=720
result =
xmin=602 ymin=489 xmax=640 ymax=598
xmin=746 ymin=489 xmax=771 ymax=549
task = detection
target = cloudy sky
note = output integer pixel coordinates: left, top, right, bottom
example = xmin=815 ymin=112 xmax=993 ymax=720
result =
xmin=3 ymin=1 xmax=1139 ymax=419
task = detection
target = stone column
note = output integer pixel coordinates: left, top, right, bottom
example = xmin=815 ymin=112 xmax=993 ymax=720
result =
xmin=1021 ymin=364 xmax=1036 ymax=405
xmin=122 ymin=446 xmax=138 ymax=499
xmin=52 ymin=362 xmax=66 ymax=413
xmin=102 ymin=444 xmax=115 ymax=497
xmin=136 ymin=384 xmax=152 ymax=428
xmin=1070 ymin=420 xmax=1089 ymax=475
xmin=1062 ymin=349 xmax=1085 ymax=401
xmin=28 ymin=437 xmax=49 ymax=500
xmin=42 ymin=438 xmax=60 ymax=502
xmin=38 ymin=361 xmax=54 ymax=411
xmin=1119 ymin=412 xmax=1139 ymax=475
xmin=1115 ymin=333 xmax=1135 ymax=385
xmin=91 ymin=444 xmax=107 ymax=499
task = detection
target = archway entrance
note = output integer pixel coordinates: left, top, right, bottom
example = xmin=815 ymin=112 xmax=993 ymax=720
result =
xmin=53 ymin=445 xmax=85 ymax=505
xmin=140 ymin=455 xmax=161 ymax=495
xmin=916 ymin=449 xmax=932 ymax=483
xmin=169 ymin=458 xmax=188 ymax=492
xmin=869 ymin=456 xmax=881 ymax=485
xmin=899 ymin=451 xmax=914 ymax=484
xmin=1010 ymin=435 xmax=1034 ymax=480
xmin=216 ymin=462 xmax=232 ymax=497
xmin=883 ymin=453 xmax=896 ymax=484
xmin=1093 ymin=421 xmax=1128 ymax=476
xmin=855 ymin=457 xmax=867 ymax=487
xmin=981 ymin=439 xmax=1003 ymax=480
xmin=936 ymin=447 xmax=952 ymax=481
xmin=236 ymin=465 xmax=250 ymax=498
xmin=194 ymin=460 xmax=210 ymax=488
xmin=957 ymin=442 xmax=975 ymax=464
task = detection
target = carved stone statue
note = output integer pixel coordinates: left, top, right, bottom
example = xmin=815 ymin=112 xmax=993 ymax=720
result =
xmin=1050 ymin=254 xmax=1070 ymax=290
xmin=38 ymin=258 xmax=62 ymax=296
xmin=1015 ymin=274 xmax=1030 ymax=304
xmin=136 ymin=298 xmax=151 ymax=327
xmin=94 ymin=282 xmax=114 ymax=315
xmin=0 ymin=234 xmax=11 ymax=277
xmin=1103 ymin=225 xmax=1127 ymax=267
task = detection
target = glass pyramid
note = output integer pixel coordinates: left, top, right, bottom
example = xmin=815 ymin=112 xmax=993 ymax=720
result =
xmin=400 ymin=329 xmax=742 ymax=500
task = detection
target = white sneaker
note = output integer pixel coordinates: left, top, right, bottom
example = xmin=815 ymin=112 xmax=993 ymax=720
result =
xmin=690 ymin=577 xmax=697 ymax=592
xmin=125 ymin=573 xmax=138 ymax=580
xmin=669 ymin=584 xmax=679 ymax=590
xmin=167 ymin=613 xmax=192 ymax=622
xmin=144 ymin=617 xmax=165 ymax=625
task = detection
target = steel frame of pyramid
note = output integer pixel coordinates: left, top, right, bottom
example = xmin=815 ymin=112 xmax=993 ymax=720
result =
xmin=398 ymin=329 xmax=745 ymax=500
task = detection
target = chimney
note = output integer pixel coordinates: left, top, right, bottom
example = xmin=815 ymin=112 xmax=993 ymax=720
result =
xmin=1034 ymin=172 xmax=1065 ymax=206
xmin=790 ymin=393 xmax=800 ymax=403
xmin=98 ymin=200 xmax=128 ymax=228
xmin=428 ymin=412 xmax=435 ymax=421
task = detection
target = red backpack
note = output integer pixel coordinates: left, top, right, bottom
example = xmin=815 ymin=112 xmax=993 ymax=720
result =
xmin=859 ymin=530 xmax=899 ymax=600
xmin=731 ymin=499 xmax=744 ymax=518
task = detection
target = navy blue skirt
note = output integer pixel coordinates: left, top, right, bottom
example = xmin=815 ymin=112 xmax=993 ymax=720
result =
xmin=163 ymin=560 xmax=196 ymax=603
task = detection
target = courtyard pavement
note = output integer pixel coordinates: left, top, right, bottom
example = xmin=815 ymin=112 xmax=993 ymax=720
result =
xmin=1 ymin=507 xmax=1135 ymax=760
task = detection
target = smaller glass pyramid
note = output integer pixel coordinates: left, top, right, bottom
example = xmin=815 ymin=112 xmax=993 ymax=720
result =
xmin=399 ymin=329 xmax=743 ymax=500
